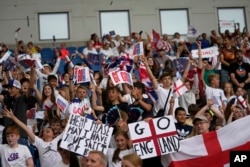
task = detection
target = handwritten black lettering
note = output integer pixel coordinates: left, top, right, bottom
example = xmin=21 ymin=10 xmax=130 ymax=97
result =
xmin=157 ymin=117 xmax=170 ymax=130
xmin=133 ymin=141 xmax=153 ymax=156
xmin=135 ymin=123 xmax=144 ymax=135
xmin=158 ymin=136 xmax=180 ymax=154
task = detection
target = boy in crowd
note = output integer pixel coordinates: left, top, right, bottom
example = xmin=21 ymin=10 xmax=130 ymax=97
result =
xmin=2 ymin=108 xmax=62 ymax=167
xmin=0 ymin=126 xmax=34 ymax=167
xmin=174 ymin=107 xmax=193 ymax=140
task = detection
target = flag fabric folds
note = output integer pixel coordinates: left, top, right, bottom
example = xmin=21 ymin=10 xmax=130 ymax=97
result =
xmin=161 ymin=115 xmax=250 ymax=167
xmin=139 ymin=63 xmax=158 ymax=103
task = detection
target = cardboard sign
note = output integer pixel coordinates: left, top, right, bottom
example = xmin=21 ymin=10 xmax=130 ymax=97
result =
xmin=172 ymin=58 xmax=194 ymax=73
xmin=87 ymin=53 xmax=103 ymax=65
xmin=75 ymin=66 xmax=91 ymax=84
xmin=219 ymin=20 xmax=235 ymax=28
xmin=133 ymin=42 xmax=144 ymax=56
xmin=109 ymin=70 xmax=133 ymax=86
xmin=60 ymin=114 xmax=113 ymax=156
xmin=128 ymin=116 xmax=179 ymax=159
xmin=68 ymin=98 xmax=92 ymax=116
xmin=191 ymin=46 xmax=219 ymax=58
xmin=56 ymin=94 xmax=69 ymax=113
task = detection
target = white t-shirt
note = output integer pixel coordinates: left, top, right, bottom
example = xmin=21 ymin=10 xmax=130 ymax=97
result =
xmin=67 ymin=98 xmax=92 ymax=116
xmin=205 ymin=84 xmax=226 ymax=107
xmin=54 ymin=161 xmax=70 ymax=167
xmin=0 ymin=144 xmax=32 ymax=167
xmin=101 ymin=48 xmax=114 ymax=59
xmin=107 ymin=148 xmax=134 ymax=167
xmin=154 ymin=85 xmax=179 ymax=116
xmin=83 ymin=48 xmax=98 ymax=56
xmin=33 ymin=135 xmax=62 ymax=167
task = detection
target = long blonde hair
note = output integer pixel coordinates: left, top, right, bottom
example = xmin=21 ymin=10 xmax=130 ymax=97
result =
xmin=122 ymin=153 xmax=142 ymax=167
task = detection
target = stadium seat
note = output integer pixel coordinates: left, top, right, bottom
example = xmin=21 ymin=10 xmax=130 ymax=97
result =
xmin=66 ymin=46 xmax=77 ymax=56
xmin=41 ymin=48 xmax=55 ymax=64
xmin=191 ymin=42 xmax=198 ymax=50
xmin=77 ymin=46 xmax=86 ymax=53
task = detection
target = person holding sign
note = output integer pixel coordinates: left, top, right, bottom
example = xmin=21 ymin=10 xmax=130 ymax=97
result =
xmin=55 ymin=139 xmax=80 ymax=167
xmin=2 ymin=108 xmax=63 ymax=167
xmin=106 ymin=130 xmax=134 ymax=167
xmin=123 ymin=82 xmax=154 ymax=123
xmin=67 ymin=86 xmax=99 ymax=121
xmin=142 ymin=56 xmax=178 ymax=117
xmin=91 ymin=84 xmax=128 ymax=126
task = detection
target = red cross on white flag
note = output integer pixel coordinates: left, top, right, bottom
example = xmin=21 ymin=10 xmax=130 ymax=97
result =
xmin=173 ymin=79 xmax=188 ymax=98
xmin=162 ymin=115 xmax=250 ymax=167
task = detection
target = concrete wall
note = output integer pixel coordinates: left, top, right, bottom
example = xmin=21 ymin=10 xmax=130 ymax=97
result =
xmin=0 ymin=0 xmax=249 ymax=48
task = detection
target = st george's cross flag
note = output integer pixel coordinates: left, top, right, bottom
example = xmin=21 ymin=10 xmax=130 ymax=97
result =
xmin=173 ymin=79 xmax=187 ymax=98
xmin=161 ymin=115 xmax=250 ymax=167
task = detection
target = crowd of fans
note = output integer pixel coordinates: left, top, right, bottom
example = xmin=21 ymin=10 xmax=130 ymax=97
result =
xmin=0 ymin=22 xmax=250 ymax=167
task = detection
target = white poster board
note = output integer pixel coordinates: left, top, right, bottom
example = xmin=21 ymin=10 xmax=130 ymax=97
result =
xmin=191 ymin=46 xmax=219 ymax=58
xmin=60 ymin=114 xmax=113 ymax=156
xmin=109 ymin=70 xmax=133 ymax=86
xmin=128 ymin=116 xmax=179 ymax=159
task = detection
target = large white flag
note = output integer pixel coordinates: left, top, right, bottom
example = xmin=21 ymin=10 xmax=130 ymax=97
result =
xmin=161 ymin=115 xmax=250 ymax=167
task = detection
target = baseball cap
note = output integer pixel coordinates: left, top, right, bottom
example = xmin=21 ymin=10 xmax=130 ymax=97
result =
xmin=192 ymin=115 xmax=208 ymax=124
xmin=43 ymin=64 xmax=51 ymax=68
xmin=3 ymin=80 xmax=21 ymax=89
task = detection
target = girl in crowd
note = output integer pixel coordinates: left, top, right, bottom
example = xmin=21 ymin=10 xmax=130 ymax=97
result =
xmin=55 ymin=139 xmax=80 ymax=167
xmin=33 ymin=84 xmax=58 ymax=132
xmin=223 ymin=82 xmax=235 ymax=104
xmin=107 ymin=130 xmax=134 ymax=167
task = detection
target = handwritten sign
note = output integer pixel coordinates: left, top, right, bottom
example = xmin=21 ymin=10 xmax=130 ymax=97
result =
xmin=109 ymin=70 xmax=133 ymax=86
xmin=60 ymin=114 xmax=113 ymax=156
xmin=128 ymin=116 xmax=179 ymax=159
xmin=191 ymin=46 xmax=219 ymax=58
xmin=68 ymin=98 xmax=92 ymax=116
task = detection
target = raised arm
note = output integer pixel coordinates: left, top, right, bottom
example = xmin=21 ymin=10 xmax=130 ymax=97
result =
xmin=142 ymin=56 xmax=159 ymax=89
xmin=2 ymin=108 xmax=36 ymax=143
xmin=51 ymin=57 xmax=61 ymax=75
xmin=89 ymin=84 xmax=104 ymax=111
xmin=181 ymin=57 xmax=192 ymax=82
xmin=196 ymin=41 xmax=203 ymax=69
